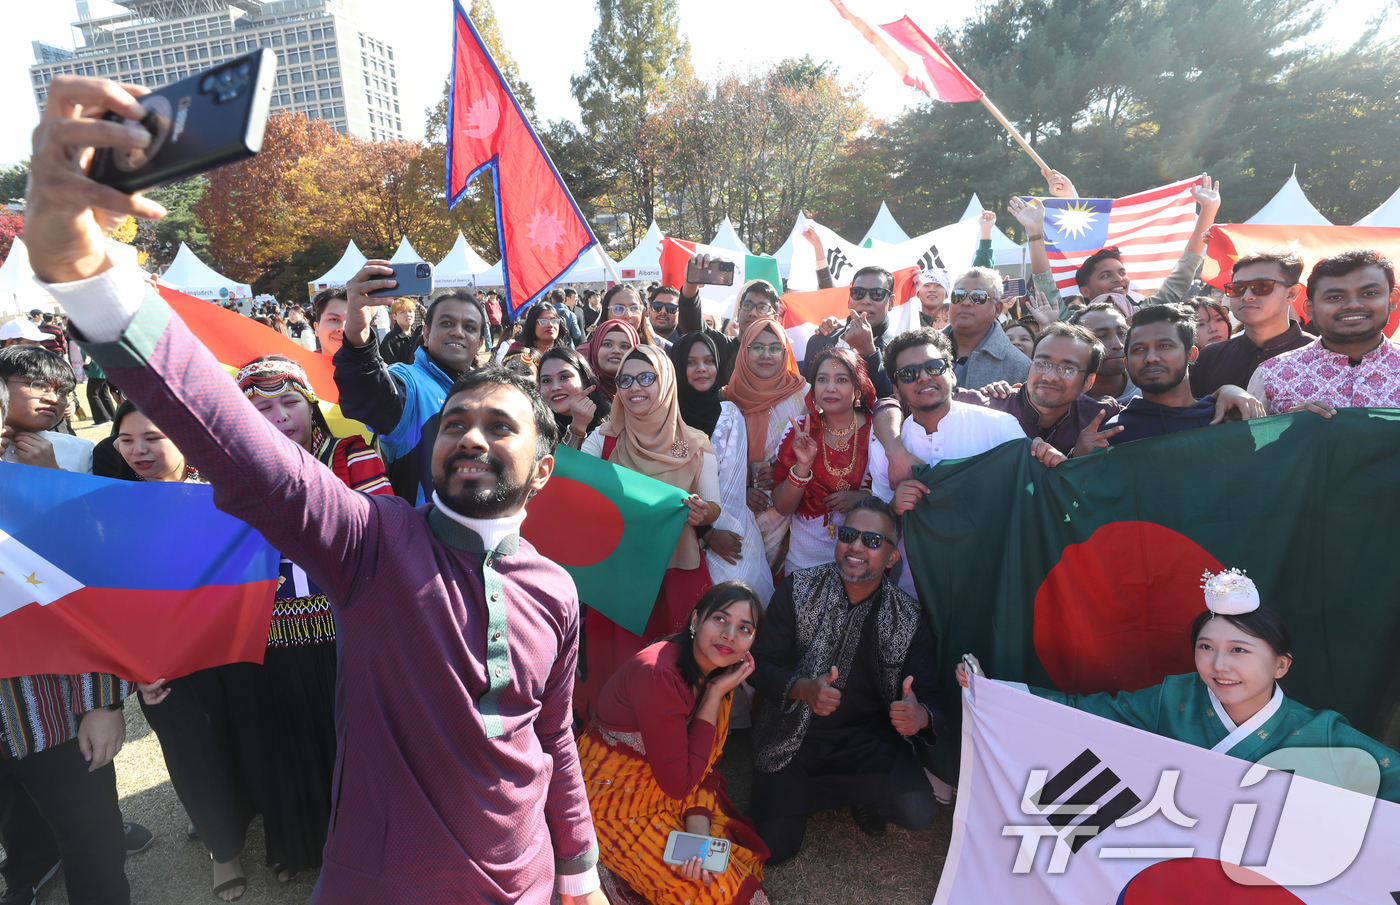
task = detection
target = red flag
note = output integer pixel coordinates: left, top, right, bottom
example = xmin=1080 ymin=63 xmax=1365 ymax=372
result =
xmin=447 ymin=0 xmax=599 ymax=318
xmin=828 ymin=2 xmax=983 ymax=102
xmin=1202 ymin=223 xmax=1400 ymax=336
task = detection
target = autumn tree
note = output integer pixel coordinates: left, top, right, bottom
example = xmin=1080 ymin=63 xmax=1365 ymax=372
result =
xmin=0 ymin=209 xmax=22 ymax=262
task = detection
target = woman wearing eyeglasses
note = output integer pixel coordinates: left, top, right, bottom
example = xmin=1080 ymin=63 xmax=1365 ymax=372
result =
xmin=576 ymin=345 xmax=722 ymax=721
xmin=771 ymin=347 xmax=876 ymax=573
xmin=506 ymin=301 xmax=568 ymax=360
xmin=585 ymin=285 xmax=660 ymax=351
xmin=721 ymin=319 xmax=810 ymax=577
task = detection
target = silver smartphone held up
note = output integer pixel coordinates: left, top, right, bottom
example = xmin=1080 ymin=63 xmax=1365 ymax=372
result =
xmin=662 ymin=831 xmax=730 ymax=873
xmin=368 ymin=262 xmax=435 ymax=298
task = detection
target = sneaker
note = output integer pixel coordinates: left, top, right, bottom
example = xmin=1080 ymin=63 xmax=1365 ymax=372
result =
xmin=850 ymin=803 xmax=887 ymax=838
xmin=124 ymin=822 xmax=154 ymax=857
xmin=0 ymin=859 xmax=59 ymax=905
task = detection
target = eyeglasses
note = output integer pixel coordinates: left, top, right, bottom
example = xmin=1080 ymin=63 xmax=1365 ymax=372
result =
xmin=738 ymin=299 xmax=781 ymax=314
xmin=614 ymin=371 xmax=658 ymax=389
xmin=610 ymin=304 xmax=643 ymax=315
xmin=836 ymin=526 xmax=893 ymax=550
xmin=1029 ymin=359 xmax=1089 ymax=379
xmin=951 ymin=290 xmax=992 ymax=305
xmin=6 ymin=378 xmax=69 ymax=399
xmin=650 ymin=302 xmax=679 ymax=314
xmin=1223 ymin=279 xmax=1294 ymax=298
xmin=849 ymin=287 xmax=891 ymax=302
xmin=747 ymin=341 xmax=787 ymax=358
xmin=536 ymin=316 xmax=561 ymax=325
xmin=894 ymin=359 xmax=950 ymax=384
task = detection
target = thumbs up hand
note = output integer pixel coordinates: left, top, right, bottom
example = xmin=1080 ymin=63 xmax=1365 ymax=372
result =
xmin=798 ymin=666 xmax=843 ymax=716
xmin=889 ymin=676 xmax=929 ymax=736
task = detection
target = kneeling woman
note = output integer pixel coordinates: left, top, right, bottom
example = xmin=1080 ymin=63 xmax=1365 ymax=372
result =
xmin=578 ymin=582 xmax=770 ymax=905
xmin=958 ymin=569 xmax=1400 ymax=800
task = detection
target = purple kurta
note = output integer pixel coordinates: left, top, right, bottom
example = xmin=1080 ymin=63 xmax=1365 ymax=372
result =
xmin=81 ymin=288 xmax=596 ymax=903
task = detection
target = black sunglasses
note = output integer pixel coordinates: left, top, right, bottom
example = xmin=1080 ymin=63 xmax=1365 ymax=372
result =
xmin=894 ymin=359 xmax=951 ymax=384
xmin=849 ymin=287 xmax=891 ymax=302
xmin=650 ymin=301 xmax=679 ymax=314
xmin=836 ymin=526 xmax=893 ymax=550
xmin=1223 ymin=278 xmax=1295 ymax=298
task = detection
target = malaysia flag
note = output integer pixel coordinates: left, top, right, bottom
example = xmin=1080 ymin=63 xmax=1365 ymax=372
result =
xmin=1029 ymin=177 xmax=1201 ymax=296
xmin=447 ymin=0 xmax=604 ymax=319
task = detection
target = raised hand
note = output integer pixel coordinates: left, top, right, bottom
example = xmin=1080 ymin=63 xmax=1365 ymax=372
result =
xmin=889 ymin=676 xmax=929 ymax=735
xmin=346 ymin=261 xmax=397 ymax=310
xmin=1008 ymin=195 xmax=1046 ymax=233
xmin=801 ymin=224 xmax=826 ymax=260
xmin=1028 ymin=289 xmax=1058 ymax=328
xmin=1190 ymin=173 xmax=1221 ymax=215
xmin=844 ymin=310 xmax=876 ymax=356
xmin=1071 ymin=410 xmax=1124 ymax=457
xmin=1041 ymin=168 xmax=1078 ymax=198
xmin=569 ymin=386 xmax=598 ymax=431
xmin=816 ymin=316 xmax=843 ymax=337
xmin=978 ymin=209 xmax=997 ymax=240
xmin=788 ymin=416 xmax=818 ymax=472
xmin=682 ymin=252 xmax=713 ymax=298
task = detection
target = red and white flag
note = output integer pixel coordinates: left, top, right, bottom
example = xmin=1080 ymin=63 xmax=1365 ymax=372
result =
xmin=447 ymin=0 xmax=610 ymax=318
xmin=828 ymin=1 xmax=983 ymax=102
xmin=1027 ymin=178 xmax=1201 ymax=296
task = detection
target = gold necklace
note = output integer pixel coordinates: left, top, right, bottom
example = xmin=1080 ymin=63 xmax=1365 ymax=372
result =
xmin=821 ymin=432 xmax=857 ymax=484
xmin=822 ymin=412 xmax=858 ymax=437
xmin=821 ymin=412 xmax=858 ymax=451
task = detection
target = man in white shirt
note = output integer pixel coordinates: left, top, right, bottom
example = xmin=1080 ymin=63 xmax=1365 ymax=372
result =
xmin=0 ymin=345 xmax=94 ymax=473
xmin=870 ymin=328 xmax=1064 ymax=515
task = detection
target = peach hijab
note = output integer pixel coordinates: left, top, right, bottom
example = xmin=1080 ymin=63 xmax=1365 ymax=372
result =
xmin=722 ymin=317 xmax=809 ymax=463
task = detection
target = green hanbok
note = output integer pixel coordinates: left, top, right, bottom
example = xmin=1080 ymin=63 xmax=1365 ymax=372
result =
xmin=1026 ymin=673 xmax=1400 ymax=803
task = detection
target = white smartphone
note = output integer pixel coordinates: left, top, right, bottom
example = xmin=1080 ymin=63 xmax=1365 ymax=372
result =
xmin=662 ymin=830 xmax=730 ymax=873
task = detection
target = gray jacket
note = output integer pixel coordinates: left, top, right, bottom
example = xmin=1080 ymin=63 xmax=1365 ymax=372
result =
xmin=945 ymin=322 xmax=1032 ymax=390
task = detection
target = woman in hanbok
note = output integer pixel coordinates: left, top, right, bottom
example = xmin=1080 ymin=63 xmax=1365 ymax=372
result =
xmin=720 ymin=316 xmax=809 ymax=577
xmin=576 ymin=345 xmax=721 ymax=721
xmin=958 ymin=569 xmax=1400 ymax=801
xmin=671 ymin=332 xmax=774 ymax=604
xmin=578 ymin=581 xmax=770 ymax=905
xmin=771 ymin=346 xmax=875 ymax=573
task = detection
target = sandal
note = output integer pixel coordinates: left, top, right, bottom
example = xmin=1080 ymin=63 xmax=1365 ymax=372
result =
xmin=212 ymin=877 xmax=246 ymax=902
xmin=273 ymin=864 xmax=300 ymax=883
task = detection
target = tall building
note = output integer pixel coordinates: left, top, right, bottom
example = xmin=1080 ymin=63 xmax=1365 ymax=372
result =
xmin=29 ymin=0 xmax=404 ymax=142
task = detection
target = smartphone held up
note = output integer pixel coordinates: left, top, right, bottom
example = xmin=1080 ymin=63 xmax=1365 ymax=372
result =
xmin=87 ymin=48 xmax=276 ymax=193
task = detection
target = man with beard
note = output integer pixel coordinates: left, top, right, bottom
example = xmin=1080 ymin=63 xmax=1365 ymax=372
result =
xmin=23 ymin=73 xmax=604 ymax=905
xmin=1105 ymin=303 xmax=1264 ymax=444
xmin=748 ymin=496 xmax=942 ymax=863
xmin=1248 ymin=250 xmax=1400 ymax=416
xmin=1070 ymin=301 xmax=1139 ymax=403
xmin=645 ymin=284 xmax=681 ymax=343
xmin=334 ymin=263 xmax=488 ymax=503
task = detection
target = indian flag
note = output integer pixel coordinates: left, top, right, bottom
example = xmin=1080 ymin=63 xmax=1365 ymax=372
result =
xmin=659 ymin=238 xmax=783 ymax=320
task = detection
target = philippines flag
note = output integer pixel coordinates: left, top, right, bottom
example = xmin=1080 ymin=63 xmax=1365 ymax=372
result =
xmin=447 ymin=0 xmax=607 ymax=319
xmin=1 ymin=465 xmax=279 ymax=683
xmin=1028 ymin=177 xmax=1201 ymax=296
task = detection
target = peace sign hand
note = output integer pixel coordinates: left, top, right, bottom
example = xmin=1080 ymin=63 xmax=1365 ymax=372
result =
xmin=1071 ymin=410 xmax=1124 ymax=457
xmin=788 ymin=416 xmax=818 ymax=471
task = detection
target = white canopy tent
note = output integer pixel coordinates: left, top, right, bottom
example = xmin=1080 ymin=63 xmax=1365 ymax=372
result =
xmin=388 ymin=235 xmax=423 ymax=264
xmin=1356 ymin=185 xmax=1400 ymax=227
xmin=160 ymin=242 xmax=252 ymax=301
xmin=1246 ymin=172 xmax=1332 ymax=226
xmin=435 ymin=232 xmax=490 ymax=289
xmin=615 ymin=221 xmax=665 ymax=281
xmin=860 ymin=201 xmax=912 ymax=247
xmin=308 ymin=240 xmax=368 ymax=297
xmin=709 ymin=217 xmax=751 ymax=256
xmin=0 ymin=239 xmax=60 ymax=317
xmin=959 ymin=192 xmax=1028 ymax=269
xmin=476 ymin=244 xmax=619 ymax=291
xmin=771 ymin=212 xmax=811 ymax=280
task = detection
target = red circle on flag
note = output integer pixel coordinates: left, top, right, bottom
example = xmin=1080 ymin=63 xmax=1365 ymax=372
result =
xmin=1117 ymin=858 xmax=1303 ymax=903
xmin=520 ymin=476 xmax=624 ymax=567
xmin=1033 ymin=521 xmax=1222 ymax=695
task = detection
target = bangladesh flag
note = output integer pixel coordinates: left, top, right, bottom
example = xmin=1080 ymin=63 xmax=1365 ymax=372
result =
xmin=521 ymin=446 xmax=689 ymax=635
xmin=903 ymin=409 xmax=1400 ymax=781
xmin=659 ymin=237 xmax=782 ymax=311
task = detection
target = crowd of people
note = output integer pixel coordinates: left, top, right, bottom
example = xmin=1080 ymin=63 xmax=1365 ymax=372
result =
xmin=4 ymin=73 xmax=1400 ymax=905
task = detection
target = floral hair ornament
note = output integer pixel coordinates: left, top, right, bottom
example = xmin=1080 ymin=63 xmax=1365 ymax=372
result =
xmin=236 ymin=357 xmax=319 ymax=406
xmin=1201 ymin=568 xmax=1260 ymax=616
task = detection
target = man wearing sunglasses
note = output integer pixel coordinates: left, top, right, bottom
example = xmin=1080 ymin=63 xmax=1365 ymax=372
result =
xmin=945 ymin=266 xmax=1032 ymax=390
xmin=645 ymin=284 xmax=681 ymax=342
xmin=749 ymin=495 xmax=942 ymax=862
xmin=677 ymin=252 xmax=786 ymax=385
xmin=1190 ymin=251 xmax=1312 ymax=398
xmin=803 ymin=266 xmax=898 ymax=398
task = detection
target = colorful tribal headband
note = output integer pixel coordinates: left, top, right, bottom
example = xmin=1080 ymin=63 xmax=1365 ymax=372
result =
xmin=236 ymin=358 xmax=319 ymax=405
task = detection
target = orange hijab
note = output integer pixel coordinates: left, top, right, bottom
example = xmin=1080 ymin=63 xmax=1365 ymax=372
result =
xmin=722 ymin=317 xmax=808 ymax=463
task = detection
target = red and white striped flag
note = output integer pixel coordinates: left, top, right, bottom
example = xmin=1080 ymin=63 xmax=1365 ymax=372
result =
xmin=828 ymin=1 xmax=984 ymax=103
xmin=1028 ymin=177 xmax=1201 ymax=296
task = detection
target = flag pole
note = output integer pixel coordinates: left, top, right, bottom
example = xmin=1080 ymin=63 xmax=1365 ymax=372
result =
xmin=977 ymin=93 xmax=1051 ymax=173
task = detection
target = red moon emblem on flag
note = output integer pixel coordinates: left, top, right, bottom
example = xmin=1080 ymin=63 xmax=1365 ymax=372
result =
xmin=1117 ymin=858 xmax=1304 ymax=903
xmin=1033 ymin=521 xmax=1222 ymax=695
xmin=521 ymin=477 xmax=625 ymax=567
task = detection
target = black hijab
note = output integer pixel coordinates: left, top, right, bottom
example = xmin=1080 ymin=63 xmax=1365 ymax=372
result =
xmin=669 ymin=331 xmax=723 ymax=437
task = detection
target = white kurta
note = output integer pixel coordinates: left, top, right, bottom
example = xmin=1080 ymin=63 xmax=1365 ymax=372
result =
xmin=752 ymin=391 xmax=808 ymax=571
xmin=703 ymin=402 xmax=776 ymax=604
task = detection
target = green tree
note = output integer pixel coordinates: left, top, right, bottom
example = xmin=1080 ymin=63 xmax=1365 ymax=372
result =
xmin=0 ymin=161 xmax=28 ymax=206
xmin=571 ymin=0 xmax=691 ymax=246
xmin=133 ymin=176 xmax=209 ymax=269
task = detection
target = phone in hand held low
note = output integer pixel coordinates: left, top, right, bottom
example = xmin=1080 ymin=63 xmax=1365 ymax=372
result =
xmin=686 ymin=258 xmax=737 ymax=287
xmin=368 ymin=262 xmax=435 ymax=298
xmin=88 ymin=49 xmax=276 ymax=193
xmin=662 ymin=831 xmax=731 ymax=873
xmin=1002 ymin=278 xmax=1027 ymax=299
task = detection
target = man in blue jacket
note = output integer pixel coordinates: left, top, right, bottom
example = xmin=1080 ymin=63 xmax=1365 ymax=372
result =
xmin=335 ymin=260 xmax=488 ymax=502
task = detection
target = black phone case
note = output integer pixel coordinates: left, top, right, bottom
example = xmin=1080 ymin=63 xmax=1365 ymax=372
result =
xmin=88 ymin=48 xmax=276 ymax=193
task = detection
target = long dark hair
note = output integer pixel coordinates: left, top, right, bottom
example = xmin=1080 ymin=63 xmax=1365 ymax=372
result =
xmin=1190 ymin=606 xmax=1293 ymax=658
xmin=520 ymin=302 xmax=568 ymax=351
xmin=537 ymin=345 xmax=610 ymax=435
xmin=666 ymin=581 xmax=766 ymax=690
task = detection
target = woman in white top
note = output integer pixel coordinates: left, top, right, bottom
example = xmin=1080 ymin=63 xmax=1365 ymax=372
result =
xmin=576 ymin=344 xmax=722 ymax=721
